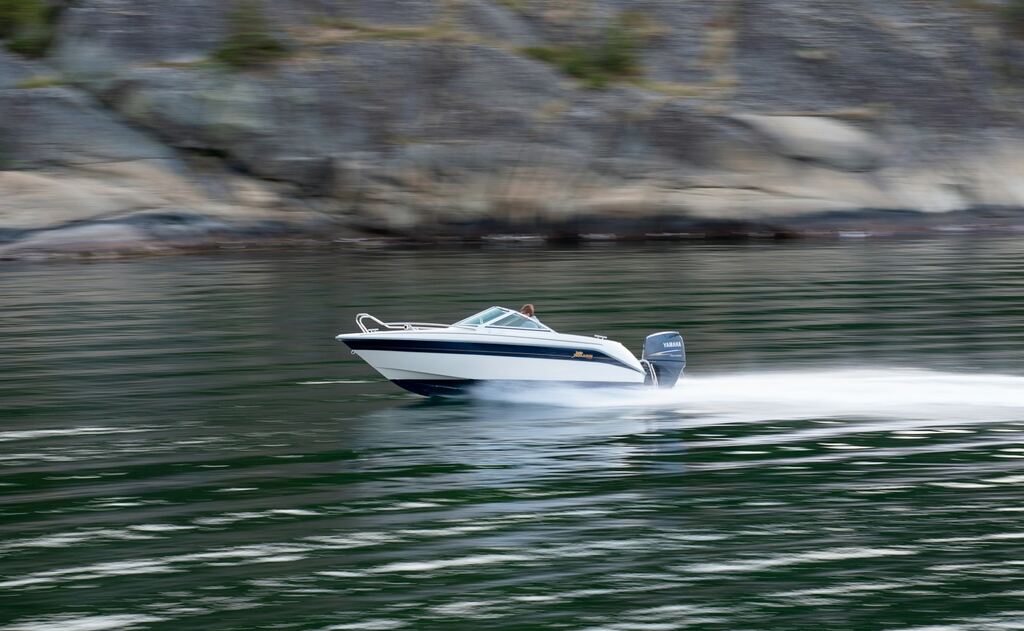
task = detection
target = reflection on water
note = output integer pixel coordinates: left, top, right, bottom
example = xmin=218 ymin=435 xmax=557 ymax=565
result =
xmin=1 ymin=238 xmax=1024 ymax=630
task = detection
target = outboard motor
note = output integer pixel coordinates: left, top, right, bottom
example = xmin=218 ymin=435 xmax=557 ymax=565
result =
xmin=641 ymin=331 xmax=686 ymax=389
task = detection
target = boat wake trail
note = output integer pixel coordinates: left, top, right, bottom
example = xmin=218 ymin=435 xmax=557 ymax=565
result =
xmin=469 ymin=369 xmax=1024 ymax=423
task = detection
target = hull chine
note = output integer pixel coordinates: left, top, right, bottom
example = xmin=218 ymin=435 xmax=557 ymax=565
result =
xmin=390 ymin=379 xmax=644 ymax=398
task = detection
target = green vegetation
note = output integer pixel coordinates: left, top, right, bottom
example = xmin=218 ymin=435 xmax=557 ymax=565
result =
xmin=0 ymin=0 xmax=57 ymax=57
xmin=521 ymin=15 xmax=642 ymax=88
xmin=14 ymin=73 xmax=64 ymax=88
xmin=214 ymin=1 xmax=288 ymax=69
xmin=1005 ymin=0 xmax=1024 ymax=37
xmin=495 ymin=0 xmax=525 ymax=11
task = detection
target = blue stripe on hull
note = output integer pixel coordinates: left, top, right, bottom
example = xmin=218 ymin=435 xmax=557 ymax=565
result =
xmin=343 ymin=338 xmax=641 ymax=373
xmin=391 ymin=379 xmax=642 ymax=398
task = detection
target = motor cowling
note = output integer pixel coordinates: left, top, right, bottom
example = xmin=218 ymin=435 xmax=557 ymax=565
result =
xmin=642 ymin=331 xmax=685 ymax=389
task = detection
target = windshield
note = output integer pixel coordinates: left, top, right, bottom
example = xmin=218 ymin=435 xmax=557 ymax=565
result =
xmin=455 ymin=306 xmax=509 ymax=327
xmin=487 ymin=312 xmax=547 ymax=330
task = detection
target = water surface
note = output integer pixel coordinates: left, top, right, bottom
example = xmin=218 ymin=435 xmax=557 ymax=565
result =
xmin=2 ymin=238 xmax=1024 ymax=630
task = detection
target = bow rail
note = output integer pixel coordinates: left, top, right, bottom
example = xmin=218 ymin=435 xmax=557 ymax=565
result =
xmin=356 ymin=313 xmax=450 ymax=334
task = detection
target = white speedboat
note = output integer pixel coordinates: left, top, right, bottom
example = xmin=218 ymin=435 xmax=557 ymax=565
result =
xmin=335 ymin=306 xmax=685 ymax=397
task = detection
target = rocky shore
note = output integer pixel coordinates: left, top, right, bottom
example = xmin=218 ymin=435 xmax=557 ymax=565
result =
xmin=3 ymin=0 xmax=1024 ymax=257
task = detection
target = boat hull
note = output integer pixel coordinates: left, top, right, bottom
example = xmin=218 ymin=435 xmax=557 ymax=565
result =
xmin=391 ymin=379 xmax=642 ymax=398
xmin=339 ymin=335 xmax=646 ymax=396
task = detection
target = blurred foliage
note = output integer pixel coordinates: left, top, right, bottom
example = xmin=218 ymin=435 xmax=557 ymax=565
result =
xmin=0 ymin=0 xmax=56 ymax=57
xmin=495 ymin=0 xmax=525 ymax=11
xmin=1005 ymin=0 xmax=1024 ymax=37
xmin=214 ymin=1 xmax=288 ymax=69
xmin=522 ymin=14 xmax=642 ymax=88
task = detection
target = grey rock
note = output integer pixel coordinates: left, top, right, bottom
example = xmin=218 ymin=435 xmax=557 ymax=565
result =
xmin=54 ymin=0 xmax=229 ymax=82
xmin=328 ymin=0 xmax=439 ymax=26
xmin=0 ymin=222 xmax=157 ymax=256
xmin=0 ymin=87 xmax=175 ymax=167
xmin=635 ymin=101 xmax=751 ymax=167
xmin=0 ymin=50 xmax=43 ymax=89
xmin=731 ymin=114 xmax=889 ymax=172
xmin=731 ymin=0 xmax=1015 ymax=131
xmin=52 ymin=0 xmax=442 ymax=85
xmin=457 ymin=1 xmax=541 ymax=46
xmin=87 ymin=42 xmax=567 ymax=186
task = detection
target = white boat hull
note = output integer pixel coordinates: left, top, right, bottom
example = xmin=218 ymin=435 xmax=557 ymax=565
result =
xmin=354 ymin=349 xmax=646 ymax=383
xmin=338 ymin=329 xmax=647 ymax=396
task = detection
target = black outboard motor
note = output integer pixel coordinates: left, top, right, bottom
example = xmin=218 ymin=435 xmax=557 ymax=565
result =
xmin=641 ymin=331 xmax=686 ymax=389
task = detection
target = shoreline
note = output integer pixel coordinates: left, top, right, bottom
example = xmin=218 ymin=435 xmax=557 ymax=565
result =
xmin=2 ymin=206 xmax=1023 ymax=261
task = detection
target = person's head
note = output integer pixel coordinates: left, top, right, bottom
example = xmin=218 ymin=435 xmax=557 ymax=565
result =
xmin=520 ymin=304 xmax=535 ymax=317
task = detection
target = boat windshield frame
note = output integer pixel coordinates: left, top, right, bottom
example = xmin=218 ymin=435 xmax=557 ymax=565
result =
xmin=453 ymin=306 xmax=512 ymax=327
xmin=453 ymin=306 xmax=553 ymax=332
xmin=484 ymin=312 xmax=551 ymax=332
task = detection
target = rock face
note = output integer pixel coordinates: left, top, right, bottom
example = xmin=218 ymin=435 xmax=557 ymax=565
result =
xmin=0 ymin=48 xmax=325 ymax=256
xmin=1 ymin=86 xmax=173 ymax=167
xmin=729 ymin=114 xmax=889 ymax=172
xmin=3 ymin=0 xmax=1024 ymax=254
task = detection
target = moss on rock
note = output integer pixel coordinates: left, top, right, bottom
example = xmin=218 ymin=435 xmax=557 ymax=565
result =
xmin=214 ymin=1 xmax=288 ymax=69
xmin=0 ymin=0 xmax=56 ymax=57
xmin=521 ymin=13 xmax=642 ymax=88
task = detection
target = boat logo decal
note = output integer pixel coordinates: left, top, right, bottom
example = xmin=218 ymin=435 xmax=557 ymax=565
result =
xmin=573 ymin=351 xmax=594 ymax=360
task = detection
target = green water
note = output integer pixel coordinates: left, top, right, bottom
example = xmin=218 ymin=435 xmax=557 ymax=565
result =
xmin=2 ymin=238 xmax=1024 ymax=630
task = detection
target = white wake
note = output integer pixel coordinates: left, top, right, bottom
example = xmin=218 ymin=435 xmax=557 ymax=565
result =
xmin=469 ymin=369 xmax=1024 ymax=423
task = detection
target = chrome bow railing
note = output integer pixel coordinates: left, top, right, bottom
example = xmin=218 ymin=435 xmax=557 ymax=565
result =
xmin=355 ymin=313 xmax=450 ymax=333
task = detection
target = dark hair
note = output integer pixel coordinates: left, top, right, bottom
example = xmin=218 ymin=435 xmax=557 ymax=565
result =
xmin=520 ymin=304 xmax=535 ymax=317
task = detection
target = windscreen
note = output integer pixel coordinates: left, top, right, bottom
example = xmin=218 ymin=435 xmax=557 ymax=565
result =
xmin=455 ymin=307 xmax=508 ymax=326
xmin=488 ymin=313 xmax=546 ymax=330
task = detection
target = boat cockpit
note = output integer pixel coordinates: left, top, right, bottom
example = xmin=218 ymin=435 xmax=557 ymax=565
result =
xmin=353 ymin=306 xmax=551 ymax=334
